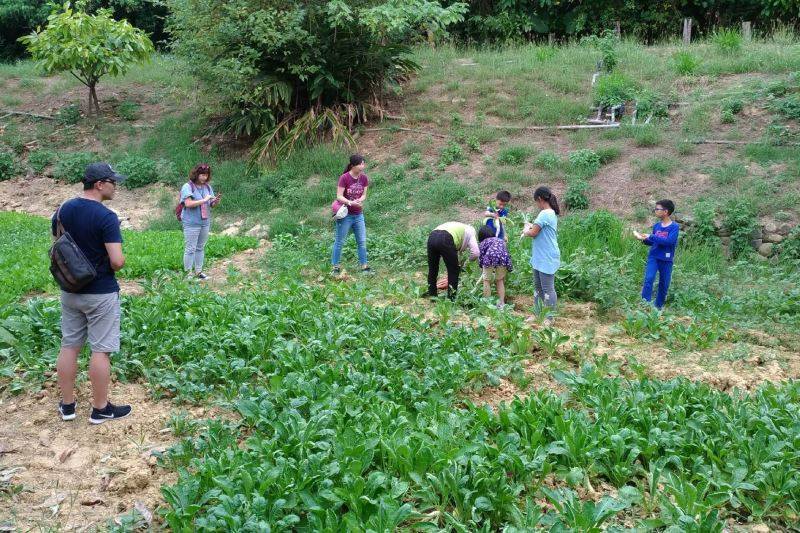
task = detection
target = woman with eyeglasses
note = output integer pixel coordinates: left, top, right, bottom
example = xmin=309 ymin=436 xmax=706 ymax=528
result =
xmin=180 ymin=163 xmax=220 ymax=280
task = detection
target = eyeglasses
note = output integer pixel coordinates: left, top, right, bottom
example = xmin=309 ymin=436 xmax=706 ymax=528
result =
xmin=653 ymin=207 xmax=665 ymax=212
xmin=101 ymin=179 xmax=117 ymax=187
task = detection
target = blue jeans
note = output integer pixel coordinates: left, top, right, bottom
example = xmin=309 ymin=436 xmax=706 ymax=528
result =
xmin=331 ymin=213 xmax=367 ymax=266
xmin=641 ymin=256 xmax=673 ymax=309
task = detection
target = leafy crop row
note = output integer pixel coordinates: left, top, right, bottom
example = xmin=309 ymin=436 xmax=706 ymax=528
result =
xmin=0 ymin=212 xmax=256 ymax=305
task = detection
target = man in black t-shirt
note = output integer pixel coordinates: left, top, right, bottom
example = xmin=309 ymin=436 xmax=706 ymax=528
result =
xmin=51 ymin=162 xmax=132 ymax=424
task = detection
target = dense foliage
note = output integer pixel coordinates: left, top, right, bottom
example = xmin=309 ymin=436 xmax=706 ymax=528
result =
xmin=20 ymin=2 xmax=154 ymax=115
xmin=445 ymin=0 xmax=800 ymax=42
xmin=166 ymin=0 xmax=467 ymax=159
xmin=1 ymin=0 xmax=166 ymax=60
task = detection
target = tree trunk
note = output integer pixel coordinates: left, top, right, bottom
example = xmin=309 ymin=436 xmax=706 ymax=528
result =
xmin=89 ymin=83 xmax=100 ymax=115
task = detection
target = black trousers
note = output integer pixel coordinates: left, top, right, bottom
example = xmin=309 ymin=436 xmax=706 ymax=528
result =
xmin=427 ymin=230 xmax=460 ymax=299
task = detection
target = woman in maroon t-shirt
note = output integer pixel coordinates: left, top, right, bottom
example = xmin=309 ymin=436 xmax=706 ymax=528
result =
xmin=331 ymin=154 xmax=371 ymax=275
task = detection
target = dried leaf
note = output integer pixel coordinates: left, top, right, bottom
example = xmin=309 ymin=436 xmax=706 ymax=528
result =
xmin=134 ymin=501 xmax=153 ymax=524
xmin=58 ymin=445 xmax=78 ymax=463
xmin=81 ymin=498 xmax=105 ymax=506
xmin=33 ymin=492 xmax=66 ymax=510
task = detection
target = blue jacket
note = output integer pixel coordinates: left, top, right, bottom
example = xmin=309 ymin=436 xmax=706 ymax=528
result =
xmin=643 ymin=221 xmax=679 ymax=262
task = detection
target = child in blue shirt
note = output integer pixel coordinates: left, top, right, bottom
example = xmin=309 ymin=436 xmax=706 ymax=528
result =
xmin=634 ymin=199 xmax=679 ymax=309
xmin=483 ymin=190 xmax=511 ymax=241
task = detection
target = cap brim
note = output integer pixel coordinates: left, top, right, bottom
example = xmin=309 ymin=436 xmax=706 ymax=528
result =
xmin=111 ymin=173 xmax=127 ymax=182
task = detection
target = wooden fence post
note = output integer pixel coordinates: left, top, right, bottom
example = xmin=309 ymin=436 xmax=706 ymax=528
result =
xmin=548 ymin=33 xmax=555 ymax=46
xmin=682 ymin=18 xmax=692 ymax=44
xmin=614 ymin=21 xmax=621 ymax=38
xmin=742 ymin=21 xmax=752 ymax=41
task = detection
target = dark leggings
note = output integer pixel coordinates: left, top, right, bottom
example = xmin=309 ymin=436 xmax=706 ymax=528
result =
xmin=427 ymin=230 xmax=460 ymax=299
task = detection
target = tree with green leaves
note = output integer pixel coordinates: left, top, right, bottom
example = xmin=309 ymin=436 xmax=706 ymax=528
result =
xmin=167 ymin=0 xmax=467 ymax=162
xmin=19 ymin=2 xmax=154 ymax=116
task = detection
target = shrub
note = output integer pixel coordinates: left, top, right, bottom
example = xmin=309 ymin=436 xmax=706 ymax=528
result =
xmin=594 ymin=72 xmax=638 ymax=107
xmin=28 ymin=149 xmax=56 ymax=174
xmin=772 ymin=95 xmax=800 ymax=120
xmin=496 ymin=145 xmax=534 ymax=165
xmin=640 ymin=156 xmax=675 ymax=177
xmin=633 ymin=126 xmax=661 ymax=147
xmin=636 ymin=88 xmax=669 ymax=118
xmin=582 ymin=31 xmax=619 ymax=72
xmin=439 ymin=141 xmax=464 ymax=167
xmin=721 ymin=109 xmax=735 ymax=124
xmin=596 ymin=146 xmax=621 ymax=164
xmin=673 ymin=50 xmax=700 ymax=75
xmin=712 ymin=28 xmax=743 ymax=54
xmin=0 ymin=151 xmax=16 ymax=181
xmin=466 ymin=136 xmax=480 ymax=152
xmin=722 ymin=98 xmax=744 ymax=115
xmin=405 ymin=153 xmax=422 ymax=170
xmin=115 ymin=154 xmax=159 ymax=189
xmin=54 ymin=152 xmax=96 ymax=183
xmin=568 ymin=149 xmax=601 ymax=178
xmin=710 ymin=163 xmax=747 ymax=185
xmin=565 ymin=179 xmax=590 ymax=211
xmin=57 ymin=104 xmax=81 ymax=125
xmin=723 ymin=198 xmax=757 ymax=258
xmin=387 ymin=164 xmax=405 ymax=182
xmin=778 ymin=226 xmax=800 ymax=260
xmin=117 ymin=100 xmax=140 ymax=121
xmin=690 ymin=200 xmax=720 ymax=246
xmin=535 ymin=151 xmax=561 ymax=171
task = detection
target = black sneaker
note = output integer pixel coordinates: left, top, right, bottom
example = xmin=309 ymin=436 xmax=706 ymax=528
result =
xmin=196 ymin=272 xmax=209 ymax=281
xmin=332 ymin=266 xmax=341 ymax=276
xmin=59 ymin=401 xmax=76 ymax=421
xmin=360 ymin=266 xmax=373 ymax=275
xmin=89 ymin=402 xmax=132 ymax=424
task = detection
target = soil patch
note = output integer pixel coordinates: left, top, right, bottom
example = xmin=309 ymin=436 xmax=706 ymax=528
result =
xmin=0 ymin=176 xmax=170 ymax=230
xmin=0 ymin=381 xmax=216 ymax=531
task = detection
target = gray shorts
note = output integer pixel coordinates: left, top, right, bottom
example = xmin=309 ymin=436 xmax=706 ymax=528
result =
xmin=60 ymin=291 xmax=121 ymax=353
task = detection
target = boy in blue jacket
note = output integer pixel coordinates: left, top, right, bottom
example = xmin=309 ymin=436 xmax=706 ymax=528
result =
xmin=634 ymin=199 xmax=679 ymax=309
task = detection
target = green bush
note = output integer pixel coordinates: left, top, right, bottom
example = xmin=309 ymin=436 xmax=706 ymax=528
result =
xmin=712 ymin=28 xmax=743 ymax=54
xmin=27 ymin=149 xmax=56 ymax=174
xmin=722 ymin=98 xmax=744 ymax=115
xmin=535 ymin=151 xmax=561 ymax=171
xmin=721 ymin=109 xmax=736 ymax=123
xmin=711 ymin=162 xmax=747 ymax=185
xmin=53 ymin=151 xmax=96 ymax=183
xmin=115 ymin=154 xmax=160 ymax=189
xmin=778 ymin=226 xmax=800 ymax=260
xmin=439 ymin=141 xmax=464 ymax=167
xmin=568 ymin=149 xmax=601 ymax=178
xmin=496 ymin=145 xmax=534 ymax=165
xmin=405 ymin=153 xmax=422 ymax=170
xmin=596 ymin=145 xmax=621 ymax=164
xmin=594 ymin=72 xmax=638 ymax=107
xmin=565 ymin=179 xmax=590 ymax=211
xmin=117 ymin=100 xmax=140 ymax=121
xmin=633 ymin=125 xmax=661 ymax=147
xmin=56 ymin=103 xmax=81 ymax=125
xmin=673 ymin=50 xmax=700 ymax=75
xmin=0 ymin=151 xmax=17 ymax=181
xmin=723 ymin=198 xmax=757 ymax=258
xmin=772 ymin=95 xmax=800 ymax=120
xmin=641 ymin=156 xmax=675 ymax=177
xmin=690 ymin=200 xmax=720 ymax=246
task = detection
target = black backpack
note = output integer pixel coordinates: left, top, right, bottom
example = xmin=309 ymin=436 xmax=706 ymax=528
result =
xmin=49 ymin=202 xmax=97 ymax=292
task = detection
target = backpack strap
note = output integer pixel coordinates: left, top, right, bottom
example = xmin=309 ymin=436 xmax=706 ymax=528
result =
xmin=54 ymin=203 xmax=66 ymax=239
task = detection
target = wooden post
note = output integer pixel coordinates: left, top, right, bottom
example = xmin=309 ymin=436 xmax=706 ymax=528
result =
xmin=682 ymin=18 xmax=692 ymax=44
xmin=614 ymin=21 xmax=621 ymax=38
xmin=548 ymin=33 xmax=555 ymax=46
xmin=742 ymin=21 xmax=752 ymax=41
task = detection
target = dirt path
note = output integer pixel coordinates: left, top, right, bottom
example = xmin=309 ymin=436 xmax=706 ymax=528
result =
xmin=0 ymin=381 xmax=219 ymax=531
xmin=0 ymin=176 xmax=170 ymax=230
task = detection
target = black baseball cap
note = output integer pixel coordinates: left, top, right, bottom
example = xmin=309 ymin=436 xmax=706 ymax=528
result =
xmin=83 ymin=162 xmax=127 ymax=184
